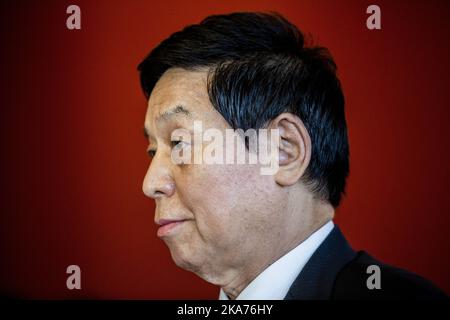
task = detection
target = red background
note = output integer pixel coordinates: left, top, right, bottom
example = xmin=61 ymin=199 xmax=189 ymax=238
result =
xmin=1 ymin=0 xmax=449 ymax=298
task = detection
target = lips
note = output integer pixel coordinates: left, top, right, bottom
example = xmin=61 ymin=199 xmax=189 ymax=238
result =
xmin=156 ymin=218 xmax=188 ymax=237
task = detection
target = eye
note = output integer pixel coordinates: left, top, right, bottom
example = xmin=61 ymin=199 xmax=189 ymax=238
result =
xmin=147 ymin=149 xmax=156 ymax=158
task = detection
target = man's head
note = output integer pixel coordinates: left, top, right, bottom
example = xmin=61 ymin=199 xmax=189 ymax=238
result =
xmin=139 ymin=12 xmax=349 ymax=293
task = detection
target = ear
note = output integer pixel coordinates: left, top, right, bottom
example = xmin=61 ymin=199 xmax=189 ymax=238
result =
xmin=268 ymin=113 xmax=312 ymax=186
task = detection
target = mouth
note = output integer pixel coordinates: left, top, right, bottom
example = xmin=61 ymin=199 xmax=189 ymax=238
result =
xmin=156 ymin=218 xmax=189 ymax=238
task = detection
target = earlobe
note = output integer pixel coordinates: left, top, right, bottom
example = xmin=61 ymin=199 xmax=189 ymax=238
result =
xmin=270 ymin=113 xmax=311 ymax=186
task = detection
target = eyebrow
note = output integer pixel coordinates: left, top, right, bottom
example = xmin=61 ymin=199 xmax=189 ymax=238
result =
xmin=143 ymin=104 xmax=192 ymax=139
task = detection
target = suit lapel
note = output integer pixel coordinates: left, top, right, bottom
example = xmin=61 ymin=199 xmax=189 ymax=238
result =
xmin=284 ymin=225 xmax=356 ymax=300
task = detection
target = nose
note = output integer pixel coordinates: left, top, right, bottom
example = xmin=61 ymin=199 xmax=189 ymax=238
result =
xmin=142 ymin=157 xmax=176 ymax=199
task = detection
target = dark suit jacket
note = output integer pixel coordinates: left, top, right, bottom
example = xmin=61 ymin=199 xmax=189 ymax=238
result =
xmin=284 ymin=225 xmax=448 ymax=300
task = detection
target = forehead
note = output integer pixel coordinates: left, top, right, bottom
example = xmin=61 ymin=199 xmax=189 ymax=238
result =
xmin=146 ymin=68 xmax=210 ymax=120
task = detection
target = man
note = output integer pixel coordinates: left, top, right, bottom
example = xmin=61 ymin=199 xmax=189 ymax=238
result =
xmin=138 ymin=12 xmax=446 ymax=299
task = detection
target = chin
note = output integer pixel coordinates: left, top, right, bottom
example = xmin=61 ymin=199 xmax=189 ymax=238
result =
xmin=169 ymin=247 xmax=222 ymax=285
xmin=169 ymin=245 xmax=199 ymax=271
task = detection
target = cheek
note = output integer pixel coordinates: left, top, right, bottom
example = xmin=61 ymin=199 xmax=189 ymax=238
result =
xmin=175 ymin=165 xmax=237 ymax=236
xmin=175 ymin=163 xmax=275 ymax=242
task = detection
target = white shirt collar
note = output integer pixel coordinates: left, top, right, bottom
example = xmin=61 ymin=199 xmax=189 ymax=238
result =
xmin=219 ymin=220 xmax=334 ymax=300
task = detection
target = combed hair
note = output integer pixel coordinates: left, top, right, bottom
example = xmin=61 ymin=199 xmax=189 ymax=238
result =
xmin=138 ymin=12 xmax=349 ymax=207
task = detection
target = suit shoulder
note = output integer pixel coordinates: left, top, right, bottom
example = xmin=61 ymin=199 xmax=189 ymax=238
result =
xmin=331 ymin=251 xmax=448 ymax=300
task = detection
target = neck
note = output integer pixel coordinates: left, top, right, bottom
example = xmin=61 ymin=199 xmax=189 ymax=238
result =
xmin=221 ymin=196 xmax=334 ymax=299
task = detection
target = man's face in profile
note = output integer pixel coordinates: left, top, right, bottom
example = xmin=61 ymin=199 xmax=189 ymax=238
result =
xmin=142 ymin=68 xmax=290 ymax=285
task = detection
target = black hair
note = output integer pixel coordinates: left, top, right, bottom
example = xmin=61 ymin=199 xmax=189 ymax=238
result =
xmin=138 ymin=12 xmax=349 ymax=207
